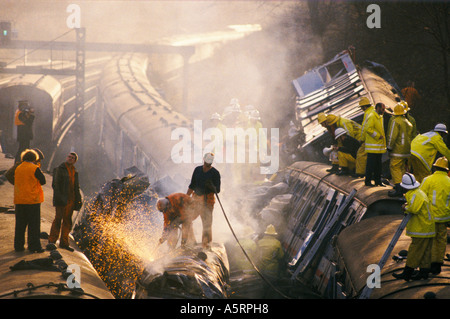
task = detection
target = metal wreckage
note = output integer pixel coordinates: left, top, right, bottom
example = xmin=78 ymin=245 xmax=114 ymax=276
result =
xmin=72 ymin=167 xmax=230 ymax=299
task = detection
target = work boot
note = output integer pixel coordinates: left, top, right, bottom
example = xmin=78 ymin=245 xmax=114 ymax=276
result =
xmin=430 ymin=262 xmax=442 ymax=275
xmin=388 ymin=184 xmax=403 ymax=197
xmin=326 ymin=164 xmax=339 ymax=174
xmin=336 ymin=167 xmax=350 ymax=176
xmin=392 ymin=266 xmax=414 ymax=281
xmin=411 ymin=268 xmax=430 ymax=280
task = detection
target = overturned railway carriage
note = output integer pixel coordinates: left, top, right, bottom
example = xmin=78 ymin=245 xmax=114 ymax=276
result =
xmin=282 ymin=161 xmax=405 ymax=297
xmin=98 ymin=53 xmax=194 ymax=184
xmin=0 ymin=172 xmax=113 ymax=299
xmin=335 ymin=216 xmax=450 ymax=299
xmin=289 ymin=51 xmax=402 ymax=164
xmin=0 ymin=74 xmax=63 ymax=163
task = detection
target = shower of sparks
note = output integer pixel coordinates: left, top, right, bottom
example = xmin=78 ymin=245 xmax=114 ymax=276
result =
xmin=73 ymin=177 xmax=166 ymax=298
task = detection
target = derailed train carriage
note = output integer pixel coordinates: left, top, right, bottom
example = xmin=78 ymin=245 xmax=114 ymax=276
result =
xmin=286 ymin=49 xmax=403 ymax=166
xmin=97 ymin=52 xmax=194 ymax=186
xmin=282 ymin=161 xmax=450 ymax=299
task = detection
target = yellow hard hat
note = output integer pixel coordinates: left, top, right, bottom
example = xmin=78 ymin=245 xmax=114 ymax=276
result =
xmin=400 ymin=100 xmax=410 ymax=111
xmin=393 ymin=103 xmax=406 ymax=116
xmin=325 ymin=114 xmax=338 ymax=125
xmin=433 ymin=157 xmax=449 ymax=171
xmin=359 ymin=97 xmax=371 ymax=107
xmin=317 ymin=112 xmax=327 ymax=124
xmin=264 ymin=224 xmax=278 ymax=235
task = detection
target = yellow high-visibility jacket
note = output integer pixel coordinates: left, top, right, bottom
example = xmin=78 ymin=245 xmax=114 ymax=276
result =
xmin=362 ymin=111 xmax=386 ymax=154
xmin=257 ymin=235 xmax=284 ymax=276
xmin=360 ymin=105 xmax=375 ymax=143
xmin=411 ymin=131 xmax=450 ymax=171
xmin=386 ymin=115 xmax=413 ymax=157
xmin=336 ymin=116 xmax=362 ymax=140
xmin=420 ymin=171 xmax=450 ymax=223
xmin=405 ymin=187 xmax=435 ymax=238
xmin=407 ymin=113 xmax=418 ymax=138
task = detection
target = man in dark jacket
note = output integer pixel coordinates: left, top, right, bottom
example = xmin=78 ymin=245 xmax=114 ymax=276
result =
xmin=48 ymin=152 xmax=82 ymax=252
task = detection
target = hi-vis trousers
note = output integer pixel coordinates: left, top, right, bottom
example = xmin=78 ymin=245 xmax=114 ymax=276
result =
xmin=409 ymin=154 xmax=431 ymax=183
xmin=356 ymin=144 xmax=367 ymax=175
xmin=432 ymin=222 xmax=448 ymax=264
xmin=390 ymin=156 xmax=408 ymax=184
xmin=406 ymin=237 xmax=433 ymax=269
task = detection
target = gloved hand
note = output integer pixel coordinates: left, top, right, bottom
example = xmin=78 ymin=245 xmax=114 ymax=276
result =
xmin=205 ymin=180 xmax=216 ymax=193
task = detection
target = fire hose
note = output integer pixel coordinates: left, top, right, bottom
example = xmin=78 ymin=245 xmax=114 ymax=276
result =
xmin=212 ymin=187 xmax=291 ymax=299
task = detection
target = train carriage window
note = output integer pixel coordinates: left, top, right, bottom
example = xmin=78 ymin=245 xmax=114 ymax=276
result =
xmin=340 ymin=201 xmax=361 ymax=227
xmin=103 ymin=113 xmax=119 ymax=169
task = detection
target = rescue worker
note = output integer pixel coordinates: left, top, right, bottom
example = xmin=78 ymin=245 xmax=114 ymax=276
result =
xmin=14 ymin=100 xmax=35 ymax=163
xmin=334 ymin=128 xmax=361 ymax=176
xmin=328 ymin=113 xmax=367 ymax=177
xmin=187 ymin=152 xmax=221 ymax=250
xmin=419 ymin=157 xmax=450 ymax=275
xmin=208 ymin=112 xmax=227 ymax=136
xmin=257 ymin=224 xmax=284 ymax=279
xmin=231 ymin=226 xmax=259 ymax=274
xmin=13 ymin=149 xmax=46 ymax=253
xmin=48 ymin=152 xmax=82 ymax=252
xmin=387 ymin=102 xmax=413 ymax=197
xmin=393 ymin=173 xmax=435 ymax=281
xmin=409 ymin=123 xmax=450 ymax=183
xmin=362 ymin=102 xmax=387 ymax=187
xmin=401 ymin=100 xmax=418 ymax=138
xmin=318 ymin=113 xmax=339 ymax=173
xmin=156 ymin=193 xmax=199 ymax=249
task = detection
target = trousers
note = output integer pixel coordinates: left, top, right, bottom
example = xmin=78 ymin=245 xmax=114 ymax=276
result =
xmin=48 ymin=201 xmax=74 ymax=247
xmin=406 ymin=237 xmax=433 ymax=269
xmin=14 ymin=204 xmax=42 ymax=251
xmin=365 ymin=153 xmax=383 ymax=183
xmin=432 ymin=222 xmax=448 ymax=264
xmin=193 ymin=193 xmax=215 ymax=248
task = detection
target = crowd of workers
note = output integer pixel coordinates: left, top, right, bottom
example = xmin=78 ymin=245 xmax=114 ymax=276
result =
xmin=205 ymin=98 xmax=266 ymax=184
xmin=319 ymin=94 xmax=450 ymax=281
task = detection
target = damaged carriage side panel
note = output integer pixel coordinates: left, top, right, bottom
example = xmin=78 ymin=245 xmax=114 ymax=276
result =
xmin=282 ymin=161 xmax=404 ymax=297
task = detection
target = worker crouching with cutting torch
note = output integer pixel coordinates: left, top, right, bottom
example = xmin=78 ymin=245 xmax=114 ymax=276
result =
xmin=157 ymin=193 xmax=199 ymax=249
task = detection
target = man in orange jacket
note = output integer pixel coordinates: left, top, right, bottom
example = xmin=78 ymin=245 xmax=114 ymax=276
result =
xmin=14 ymin=100 xmax=35 ymax=163
xmin=14 ymin=149 xmax=46 ymax=252
xmin=157 ymin=192 xmax=200 ymax=249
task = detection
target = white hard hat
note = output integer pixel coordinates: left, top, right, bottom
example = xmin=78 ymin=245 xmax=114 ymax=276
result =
xmin=230 ymin=98 xmax=240 ymax=107
xmin=400 ymin=173 xmax=420 ymax=190
xmin=249 ymin=109 xmax=260 ymax=120
xmin=204 ymin=152 xmax=214 ymax=164
xmin=434 ymin=123 xmax=448 ymax=134
xmin=334 ymin=128 xmax=347 ymax=139
xmin=323 ymin=146 xmax=333 ymax=157
xmin=210 ymin=112 xmax=222 ymax=121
